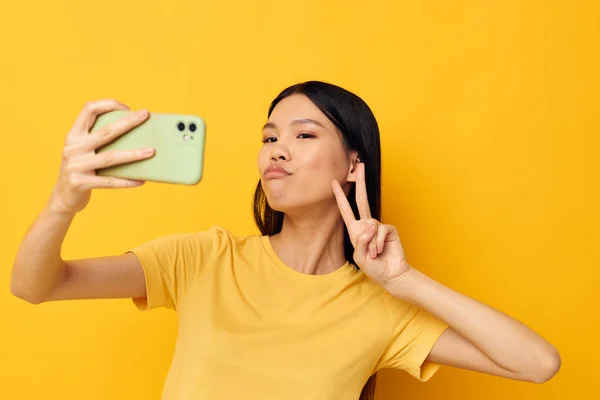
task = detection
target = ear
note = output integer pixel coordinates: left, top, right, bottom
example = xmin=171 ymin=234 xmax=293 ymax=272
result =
xmin=345 ymin=153 xmax=361 ymax=183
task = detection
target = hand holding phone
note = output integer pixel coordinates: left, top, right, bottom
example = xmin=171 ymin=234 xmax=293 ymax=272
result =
xmin=49 ymin=100 xmax=156 ymax=215
xmin=91 ymin=109 xmax=206 ymax=185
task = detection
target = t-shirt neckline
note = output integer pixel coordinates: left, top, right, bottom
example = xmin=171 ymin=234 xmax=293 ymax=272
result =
xmin=259 ymin=234 xmax=356 ymax=284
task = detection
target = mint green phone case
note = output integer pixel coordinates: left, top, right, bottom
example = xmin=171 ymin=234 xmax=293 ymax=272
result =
xmin=90 ymin=110 xmax=206 ymax=185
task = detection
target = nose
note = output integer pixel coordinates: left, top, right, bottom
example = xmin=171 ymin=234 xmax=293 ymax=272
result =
xmin=270 ymin=141 xmax=291 ymax=162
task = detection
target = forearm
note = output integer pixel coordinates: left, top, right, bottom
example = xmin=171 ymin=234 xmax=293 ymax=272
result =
xmin=11 ymin=198 xmax=75 ymax=303
xmin=386 ymin=266 xmax=560 ymax=376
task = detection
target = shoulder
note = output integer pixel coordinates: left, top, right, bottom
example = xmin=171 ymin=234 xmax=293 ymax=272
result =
xmin=176 ymin=225 xmax=264 ymax=258
xmin=128 ymin=225 xmax=255 ymax=255
xmin=164 ymin=225 xmax=256 ymax=243
xmin=198 ymin=225 xmax=261 ymax=246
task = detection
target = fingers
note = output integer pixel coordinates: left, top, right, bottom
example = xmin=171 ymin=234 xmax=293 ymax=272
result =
xmin=374 ymin=224 xmax=389 ymax=257
xmin=68 ymin=147 xmax=155 ymax=172
xmin=354 ymin=223 xmax=378 ymax=263
xmin=366 ymin=223 xmax=387 ymax=259
xmin=368 ymin=236 xmax=378 ymax=259
xmin=67 ymin=174 xmax=145 ymax=191
xmin=332 ymin=179 xmax=356 ymax=227
xmin=73 ymin=109 xmax=149 ymax=155
xmin=355 ymin=163 xmax=371 ymax=219
xmin=71 ymin=99 xmax=130 ymax=135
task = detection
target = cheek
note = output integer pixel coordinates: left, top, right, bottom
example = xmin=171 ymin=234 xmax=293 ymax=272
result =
xmin=257 ymin=147 xmax=269 ymax=172
xmin=301 ymin=146 xmax=347 ymax=180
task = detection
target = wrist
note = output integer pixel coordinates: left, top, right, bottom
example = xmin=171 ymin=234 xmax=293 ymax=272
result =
xmin=384 ymin=266 xmax=428 ymax=302
xmin=44 ymin=196 xmax=77 ymax=219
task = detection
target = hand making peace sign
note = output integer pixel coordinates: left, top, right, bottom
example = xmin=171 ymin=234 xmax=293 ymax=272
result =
xmin=332 ymin=163 xmax=411 ymax=288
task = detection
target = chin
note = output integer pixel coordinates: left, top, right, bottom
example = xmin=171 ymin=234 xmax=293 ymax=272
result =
xmin=263 ymin=191 xmax=303 ymax=213
xmin=266 ymin=193 xmax=327 ymax=216
xmin=265 ymin=196 xmax=296 ymax=213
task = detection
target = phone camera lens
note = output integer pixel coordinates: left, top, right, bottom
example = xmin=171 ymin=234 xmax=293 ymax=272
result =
xmin=189 ymin=123 xmax=197 ymax=132
xmin=177 ymin=122 xmax=185 ymax=131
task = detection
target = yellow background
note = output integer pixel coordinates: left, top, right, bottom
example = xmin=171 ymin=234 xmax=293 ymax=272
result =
xmin=1 ymin=1 xmax=598 ymax=399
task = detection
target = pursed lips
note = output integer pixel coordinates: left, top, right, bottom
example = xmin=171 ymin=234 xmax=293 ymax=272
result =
xmin=263 ymin=165 xmax=292 ymax=179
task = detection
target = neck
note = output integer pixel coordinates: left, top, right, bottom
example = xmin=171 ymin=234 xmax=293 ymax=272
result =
xmin=268 ymin=207 xmax=347 ymax=275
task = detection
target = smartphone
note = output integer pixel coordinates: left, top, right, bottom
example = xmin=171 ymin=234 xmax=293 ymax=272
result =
xmin=90 ymin=110 xmax=206 ymax=185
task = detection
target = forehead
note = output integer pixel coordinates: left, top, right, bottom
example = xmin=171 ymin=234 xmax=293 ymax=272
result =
xmin=267 ymin=94 xmax=336 ymax=131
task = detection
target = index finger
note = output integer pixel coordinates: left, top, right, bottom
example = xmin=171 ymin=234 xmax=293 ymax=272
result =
xmin=71 ymin=99 xmax=130 ymax=134
xmin=332 ymin=180 xmax=356 ymax=227
xmin=83 ymin=110 xmax=149 ymax=152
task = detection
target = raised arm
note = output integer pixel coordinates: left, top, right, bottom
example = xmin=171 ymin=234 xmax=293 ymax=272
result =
xmin=11 ymin=99 xmax=155 ymax=304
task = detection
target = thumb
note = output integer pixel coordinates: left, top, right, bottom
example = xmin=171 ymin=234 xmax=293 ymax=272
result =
xmin=353 ymin=224 xmax=377 ymax=263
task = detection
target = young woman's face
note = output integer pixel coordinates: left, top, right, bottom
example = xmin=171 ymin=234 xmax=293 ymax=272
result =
xmin=257 ymin=94 xmax=357 ymax=214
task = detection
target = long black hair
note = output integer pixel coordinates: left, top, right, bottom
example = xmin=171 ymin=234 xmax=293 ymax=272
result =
xmin=252 ymin=81 xmax=383 ymax=400
xmin=253 ymin=81 xmax=382 ymax=267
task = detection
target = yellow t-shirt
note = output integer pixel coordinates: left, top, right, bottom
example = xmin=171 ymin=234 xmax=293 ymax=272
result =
xmin=127 ymin=225 xmax=449 ymax=400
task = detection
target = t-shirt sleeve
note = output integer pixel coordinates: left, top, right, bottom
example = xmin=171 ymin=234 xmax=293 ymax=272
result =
xmin=376 ymin=293 xmax=450 ymax=381
xmin=125 ymin=225 xmax=225 ymax=311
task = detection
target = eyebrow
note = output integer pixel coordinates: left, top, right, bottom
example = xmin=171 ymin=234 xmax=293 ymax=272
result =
xmin=262 ymin=118 xmax=326 ymax=131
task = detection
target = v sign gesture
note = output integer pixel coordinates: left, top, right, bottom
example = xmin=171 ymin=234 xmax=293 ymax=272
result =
xmin=332 ymin=163 xmax=410 ymax=289
xmin=334 ymin=163 xmax=561 ymax=385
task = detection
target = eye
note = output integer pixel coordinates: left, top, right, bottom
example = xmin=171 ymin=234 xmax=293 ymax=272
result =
xmin=297 ymin=133 xmax=314 ymax=139
xmin=262 ymin=137 xmax=277 ymax=144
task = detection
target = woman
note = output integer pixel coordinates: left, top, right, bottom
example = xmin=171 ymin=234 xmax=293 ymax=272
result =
xmin=11 ymin=81 xmax=561 ymax=399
